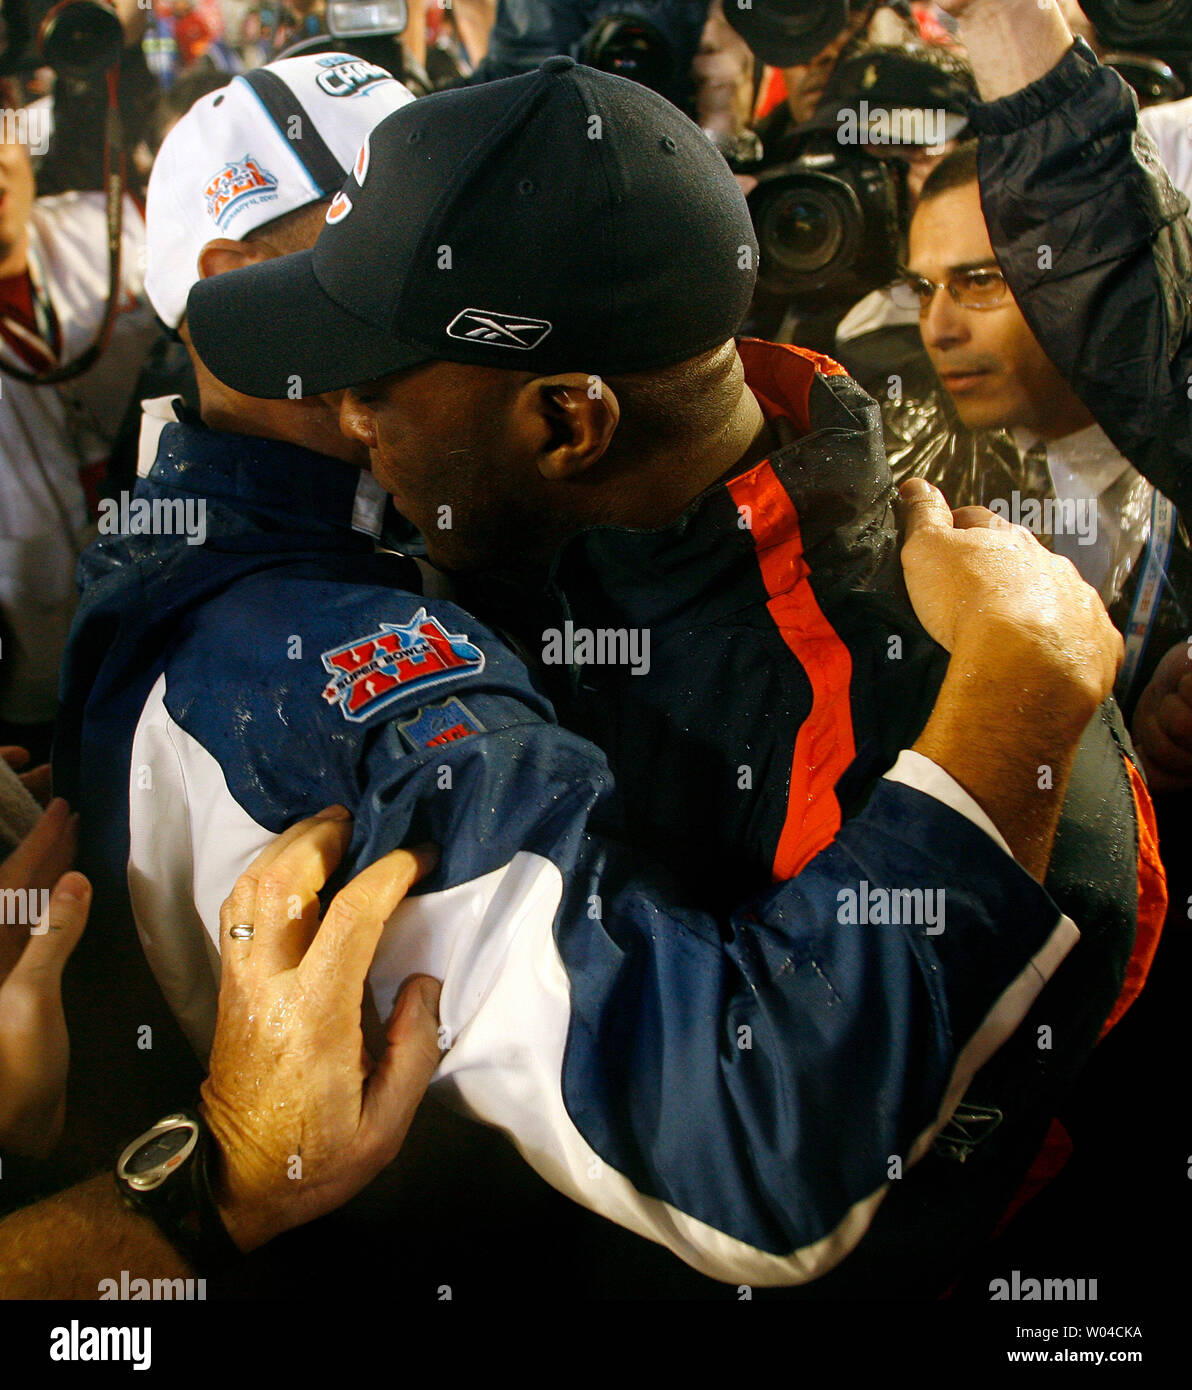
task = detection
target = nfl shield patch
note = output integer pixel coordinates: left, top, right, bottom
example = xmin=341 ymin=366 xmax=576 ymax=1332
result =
xmin=321 ymin=608 xmax=485 ymax=723
xmin=398 ymin=697 xmax=485 ymax=750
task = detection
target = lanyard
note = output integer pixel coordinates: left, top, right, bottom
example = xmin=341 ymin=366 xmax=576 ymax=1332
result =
xmin=1117 ymin=488 xmax=1177 ymax=706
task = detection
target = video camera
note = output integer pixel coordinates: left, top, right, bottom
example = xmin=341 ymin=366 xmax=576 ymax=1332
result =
xmin=739 ymin=141 xmax=908 ymax=308
xmin=736 ymin=45 xmax=969 ymax=309
xmin=575 ymin=1 xmax=862 ymax=113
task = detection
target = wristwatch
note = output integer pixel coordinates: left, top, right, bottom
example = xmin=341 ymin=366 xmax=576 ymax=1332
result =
xmin=114 ymin=1109 xmax=243 ymax=1274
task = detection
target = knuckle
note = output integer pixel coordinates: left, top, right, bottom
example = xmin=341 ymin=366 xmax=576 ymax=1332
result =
xmin=219 ymin=887 xmax=252 ymax=934
xmin=331 ymin=878 xmax=381 ymax=923
xmin=255 ymin=864 xmax=294 ymax=908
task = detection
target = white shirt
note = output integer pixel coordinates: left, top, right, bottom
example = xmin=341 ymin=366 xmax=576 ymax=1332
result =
xmin=0 ymin=191 xmax=156 ymax=723
xmin=1011 ymin=422 xmax=1154 ymax=604
xmin=1140 ymin=97 xmax=1192 ymax=204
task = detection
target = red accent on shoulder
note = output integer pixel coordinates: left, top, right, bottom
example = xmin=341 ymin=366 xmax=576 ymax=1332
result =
xmin=1098 ymin=756 xmax=1167 ymax=1039
xmin=0 ymin=270 xmax=36 ymax=325
xmin=727 ymin=460 xmax=856 ymax=881
xmin=0 ymin=270 xmax=55 ymax=372
xmin=737 ymin=337 xmax=850 ymax=437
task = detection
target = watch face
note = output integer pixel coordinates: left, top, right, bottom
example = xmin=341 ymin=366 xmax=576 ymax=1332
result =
xmin=128 ymin=1126 xmax=192 ymax=1175
xmin=118 ymin=1115 xmax=199 ymax=1191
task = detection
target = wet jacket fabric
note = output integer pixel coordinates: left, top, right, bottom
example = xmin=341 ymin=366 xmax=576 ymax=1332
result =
xmin=53 ymin=388 xmax=1081 ymax=1286
xmin=458 ymin=337 xmax=1166 ymax=1289
xmin=54 ymin=332 xmax=1163 ymax=1288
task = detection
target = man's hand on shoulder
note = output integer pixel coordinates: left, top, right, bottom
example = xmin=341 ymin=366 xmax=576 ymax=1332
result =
xmin=201 ymin=808 xmax=444 ymax=1253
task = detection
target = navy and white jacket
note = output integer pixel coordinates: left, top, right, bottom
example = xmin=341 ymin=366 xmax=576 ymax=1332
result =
xmin=55 ymin=395 xmax=1077 ymax=1285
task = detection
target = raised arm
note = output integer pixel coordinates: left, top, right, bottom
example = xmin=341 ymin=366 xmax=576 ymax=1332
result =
xmin=939 ymin=0 xmax=1192 ymax=514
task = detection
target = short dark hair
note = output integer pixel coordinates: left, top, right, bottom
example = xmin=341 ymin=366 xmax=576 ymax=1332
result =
xmin=917 ymin=139 xmax=980 ymax=204
xmin=244 ymin=198 xmax=333 ymax=253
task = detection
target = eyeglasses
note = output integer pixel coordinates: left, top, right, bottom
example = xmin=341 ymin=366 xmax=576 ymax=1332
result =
xmin=890 ymin=265 xmax=1010 ymax=313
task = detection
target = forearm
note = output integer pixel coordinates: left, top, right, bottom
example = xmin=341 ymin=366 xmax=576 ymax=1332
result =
xmin=913 ymin=631 xmax=1092 ymax=881
xmin=950 ymin=0 xmax=1073 ymax=98
xmin=0 ymin=1174 xmax=193 ymax=1299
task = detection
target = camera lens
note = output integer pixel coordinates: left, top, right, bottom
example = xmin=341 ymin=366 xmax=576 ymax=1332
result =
xmin=758 ymin=183 xmax=848 ymax=276
xmin=1083 ymin=0 xmax=1192 ymax=48
xmin=582 ymin=17 xmax=674 ymax=98
xmin=39 ymin=0 xmax=125 ymax=76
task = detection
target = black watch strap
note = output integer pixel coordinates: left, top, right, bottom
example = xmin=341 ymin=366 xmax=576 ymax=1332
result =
xmin=115 ymin=1109 xmax=244 ymax=1276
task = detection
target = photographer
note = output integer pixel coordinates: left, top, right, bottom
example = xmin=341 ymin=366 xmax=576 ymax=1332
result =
xmin=31 ymin=0 xmax=158 ymax=197
xmin=745 ymin=43 xmax=972 ymax=349
xmin=0 ymin=0 xmax=158 ymax=760
xmin=749 ymin=0 xmax=915 ymax=158
xmin=467 ymin=0 xmax=911 ymax=128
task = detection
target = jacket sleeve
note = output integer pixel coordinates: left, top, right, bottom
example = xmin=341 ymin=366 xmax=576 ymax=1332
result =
xmin=346 ymin=709 xmax=1074 ymax=1286
xmin=139 ymin=581 xmax=1076 ymax=1286
xmin=969 ymin=37 xmax=1192 ymax=516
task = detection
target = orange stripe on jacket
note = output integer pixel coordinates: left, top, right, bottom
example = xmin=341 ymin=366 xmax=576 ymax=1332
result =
xmin=727 ymin=461 xmax=856 ymax=881
xmin=1099 ymin=757 xmax=1167 ymax=1039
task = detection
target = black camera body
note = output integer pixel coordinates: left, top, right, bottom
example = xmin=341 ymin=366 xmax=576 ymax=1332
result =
xmin=1081 ymin=0 xmax=1192 ymax=55
xmin=744 ymin=145 xmax=909 ymax=310
xmin=0 ymin=0 xmax=123 ymax=77
xmin=575 ymin=1 xmax=709 ymax=111
xmin=579 ymin=12 xmax=678 ymax=101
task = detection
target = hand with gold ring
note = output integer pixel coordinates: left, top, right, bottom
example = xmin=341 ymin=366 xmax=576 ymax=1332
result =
xmin=202 ymin=806 xmax=442 ymax=1252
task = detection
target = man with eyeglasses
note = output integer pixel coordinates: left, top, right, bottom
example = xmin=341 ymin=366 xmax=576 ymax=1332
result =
xmin=899 ymin=140 xmax=1190 ymax=744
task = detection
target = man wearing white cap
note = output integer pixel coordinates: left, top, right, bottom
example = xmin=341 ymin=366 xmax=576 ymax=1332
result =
xmin=141 ymin=51 xmax=415 ymax=468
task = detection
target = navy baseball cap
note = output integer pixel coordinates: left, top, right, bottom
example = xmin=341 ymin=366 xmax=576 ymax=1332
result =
xmin=187 ymin=56 xmax=759 ymax=399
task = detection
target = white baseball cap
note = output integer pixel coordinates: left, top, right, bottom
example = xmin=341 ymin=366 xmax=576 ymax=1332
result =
xmin=146 ymin=52 xmax=415 ymax=329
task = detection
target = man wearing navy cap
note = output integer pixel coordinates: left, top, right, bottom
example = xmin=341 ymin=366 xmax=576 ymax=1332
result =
xmin=183 ymin=57 xmax=1159 ymax=1293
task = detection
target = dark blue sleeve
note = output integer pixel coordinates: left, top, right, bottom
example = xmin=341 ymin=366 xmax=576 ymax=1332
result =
xmin=970 ymin=38 xmax=1192 ymax=514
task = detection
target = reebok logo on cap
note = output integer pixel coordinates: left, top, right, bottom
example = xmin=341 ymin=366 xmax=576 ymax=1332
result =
xmin=446 ymin=309 xmax=553 ymax=350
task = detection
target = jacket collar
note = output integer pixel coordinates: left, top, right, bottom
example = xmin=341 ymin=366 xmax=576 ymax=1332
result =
xmin=542 ymin=338 xmax=896 ymax=629
xmin=137 ymin=396 xmax=392 ymax=542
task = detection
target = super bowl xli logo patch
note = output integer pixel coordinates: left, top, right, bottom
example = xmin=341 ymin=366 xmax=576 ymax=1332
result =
xmin=205 ymin=155 xmax=278 ymax=228
xmin=315 ymin=55 xmax=392 ymax=98
xmin=321 ymin=609 xmax=485 ymax=723
xmin=446 ymin=309 xmax=552 ymax=351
